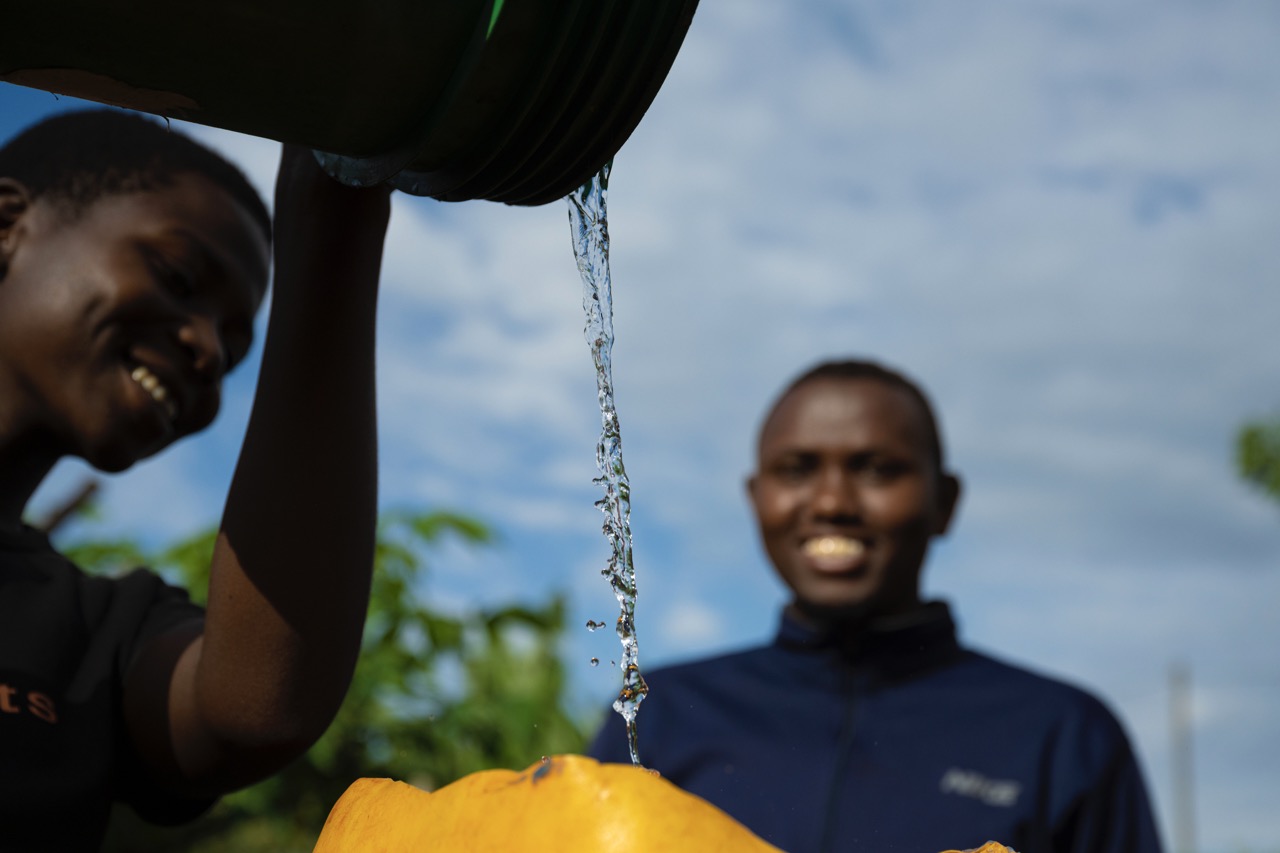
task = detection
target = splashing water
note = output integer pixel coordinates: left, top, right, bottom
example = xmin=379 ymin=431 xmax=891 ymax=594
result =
xmin=567 ymin=162 xmax=648 ymax=767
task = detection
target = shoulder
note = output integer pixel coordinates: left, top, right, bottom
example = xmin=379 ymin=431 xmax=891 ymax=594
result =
xmin=609 ymin=642 xmax=790 ymax=739
xmin=586 ymin=643 xmax=778 ymax=764
xmin=960 ymin=649 xmax=1118 ymax=708
xmin=586 ymin=644 xmax=771 ymax=722
xmin=640 ymin=642 xmax=777 ymax=693
xmin=951 ymin=648 xmax=1134 ymax=751
xmin=2 ymin=538 xmax=203 ymax=667
xmin=68 ymin=559 xmax=201 ymax=634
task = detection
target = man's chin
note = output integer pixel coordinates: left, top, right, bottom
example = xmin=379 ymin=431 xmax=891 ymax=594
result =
xmin=790 ymin=598 xmax=877 ymax=631
xmin=81 ymin=436 xmax=167 ymax=473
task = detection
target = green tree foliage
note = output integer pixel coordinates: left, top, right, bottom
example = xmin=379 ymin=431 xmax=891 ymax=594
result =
xmin=1237 ymin=416 xmax=1280 ymax=503
xmin=61 ymin=508 xmax=591 ymax=852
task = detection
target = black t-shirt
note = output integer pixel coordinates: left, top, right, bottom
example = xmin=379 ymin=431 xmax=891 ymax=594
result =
xmin=1 ymin=523 xmax=211 ymax=851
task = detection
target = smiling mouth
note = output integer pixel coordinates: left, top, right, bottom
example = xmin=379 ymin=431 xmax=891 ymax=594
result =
xmin=129 ymin=364 xmax=178 ymax=422
xmin=801 ymin=536 xmax=867 ymax=571
xmin=803 ymin=536 xmax=865 ymax=558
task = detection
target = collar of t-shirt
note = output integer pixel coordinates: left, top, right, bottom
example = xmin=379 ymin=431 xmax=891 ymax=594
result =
xmin=774 ymin=600 xmax=964 ymax=683
xmin=0 ymin=521 xmax=54 ymax=554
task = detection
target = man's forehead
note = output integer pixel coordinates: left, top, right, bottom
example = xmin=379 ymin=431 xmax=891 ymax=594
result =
xmin=758 ymin=377 xmax=931 ymax=452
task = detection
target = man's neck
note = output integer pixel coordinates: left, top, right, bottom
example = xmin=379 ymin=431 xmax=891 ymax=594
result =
xmin=786 ymin=598 xmax=934 ymax=638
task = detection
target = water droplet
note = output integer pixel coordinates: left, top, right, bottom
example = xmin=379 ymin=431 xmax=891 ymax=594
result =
xmin=585 ymin=619 xmax=606 ymax=631
xmin=590 ymin=657 xmax=600 ymax=666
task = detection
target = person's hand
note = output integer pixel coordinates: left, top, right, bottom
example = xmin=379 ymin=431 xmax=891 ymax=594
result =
xmin=271 ymin=144 xmax=392 ymax=300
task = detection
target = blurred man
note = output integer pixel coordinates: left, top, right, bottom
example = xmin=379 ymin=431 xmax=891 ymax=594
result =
xmin=589 ymin=359 xmax=1163 ymax=853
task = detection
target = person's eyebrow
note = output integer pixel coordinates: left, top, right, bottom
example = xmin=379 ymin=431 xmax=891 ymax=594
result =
xmin=170 ymin=227 xmax=265 ymax=305
xmin=166 ymin=228 xmax=229 ymax=278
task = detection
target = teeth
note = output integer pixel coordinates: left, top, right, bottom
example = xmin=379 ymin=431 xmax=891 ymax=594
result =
xmin=130 ymin=365 xmax=178 ymax=421
xmin=802 ymin=537 xmax=865 ymax=558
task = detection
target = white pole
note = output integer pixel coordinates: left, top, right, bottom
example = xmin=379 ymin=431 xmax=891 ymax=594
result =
xmin=1170 ymin=661 xmax=1196 ymax=853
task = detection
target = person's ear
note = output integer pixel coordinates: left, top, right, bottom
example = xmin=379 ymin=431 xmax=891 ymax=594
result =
xmin=0 ymin=178 xmax=34 ymax=271
xmin=933 ymin=472 xmax=962 ymax=536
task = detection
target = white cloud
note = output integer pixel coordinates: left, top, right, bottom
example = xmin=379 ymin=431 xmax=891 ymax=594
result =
xmin=657 ymin=598 xmax=730 ymax=650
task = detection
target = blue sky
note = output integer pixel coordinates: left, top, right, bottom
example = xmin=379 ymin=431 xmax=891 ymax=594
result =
xmin=6 ymin=1 xmax=1279 ymax=850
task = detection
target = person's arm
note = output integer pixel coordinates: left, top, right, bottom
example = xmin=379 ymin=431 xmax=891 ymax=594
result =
xmin=1056 ymin=746 xmax=1166 ymax=853
xmin=125 ymin=144 xmax=392 ymax=795
xmin=1048 ymin=706 xmax=1166 ymax=853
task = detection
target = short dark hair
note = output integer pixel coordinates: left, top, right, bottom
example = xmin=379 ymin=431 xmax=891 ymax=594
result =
xmin=764 ymin=359 xmax=948 ymax=472
xmin=0 ymin=108 xmax=271 ymax=242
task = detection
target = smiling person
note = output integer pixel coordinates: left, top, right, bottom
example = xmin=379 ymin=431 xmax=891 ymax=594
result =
xmin=0 ymin=108 xmax=390 ymax=849
xmin=588 ymin=360 xmax=1164 ymax=853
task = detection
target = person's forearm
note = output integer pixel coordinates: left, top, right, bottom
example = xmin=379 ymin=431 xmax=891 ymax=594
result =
xmin=183 ymin=151 xmax=390 ymax=786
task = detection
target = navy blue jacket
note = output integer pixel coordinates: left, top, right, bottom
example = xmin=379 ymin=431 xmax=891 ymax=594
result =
xmin=588 ymin=602 xmax=1163 ymax=853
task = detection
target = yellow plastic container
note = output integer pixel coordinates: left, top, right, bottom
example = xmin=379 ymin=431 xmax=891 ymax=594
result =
xmin=313 ymin=754 xmax=781 ymax=852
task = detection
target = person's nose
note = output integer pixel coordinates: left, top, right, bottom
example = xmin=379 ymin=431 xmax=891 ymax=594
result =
xmin=811 ymin=465 xmax=860 ymax=519
xmin=178 ymin=312 xmax=227 ymax=381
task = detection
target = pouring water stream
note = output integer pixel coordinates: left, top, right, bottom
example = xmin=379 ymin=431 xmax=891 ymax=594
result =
xmin=567 ymin=162 xmax=648 ymax=766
